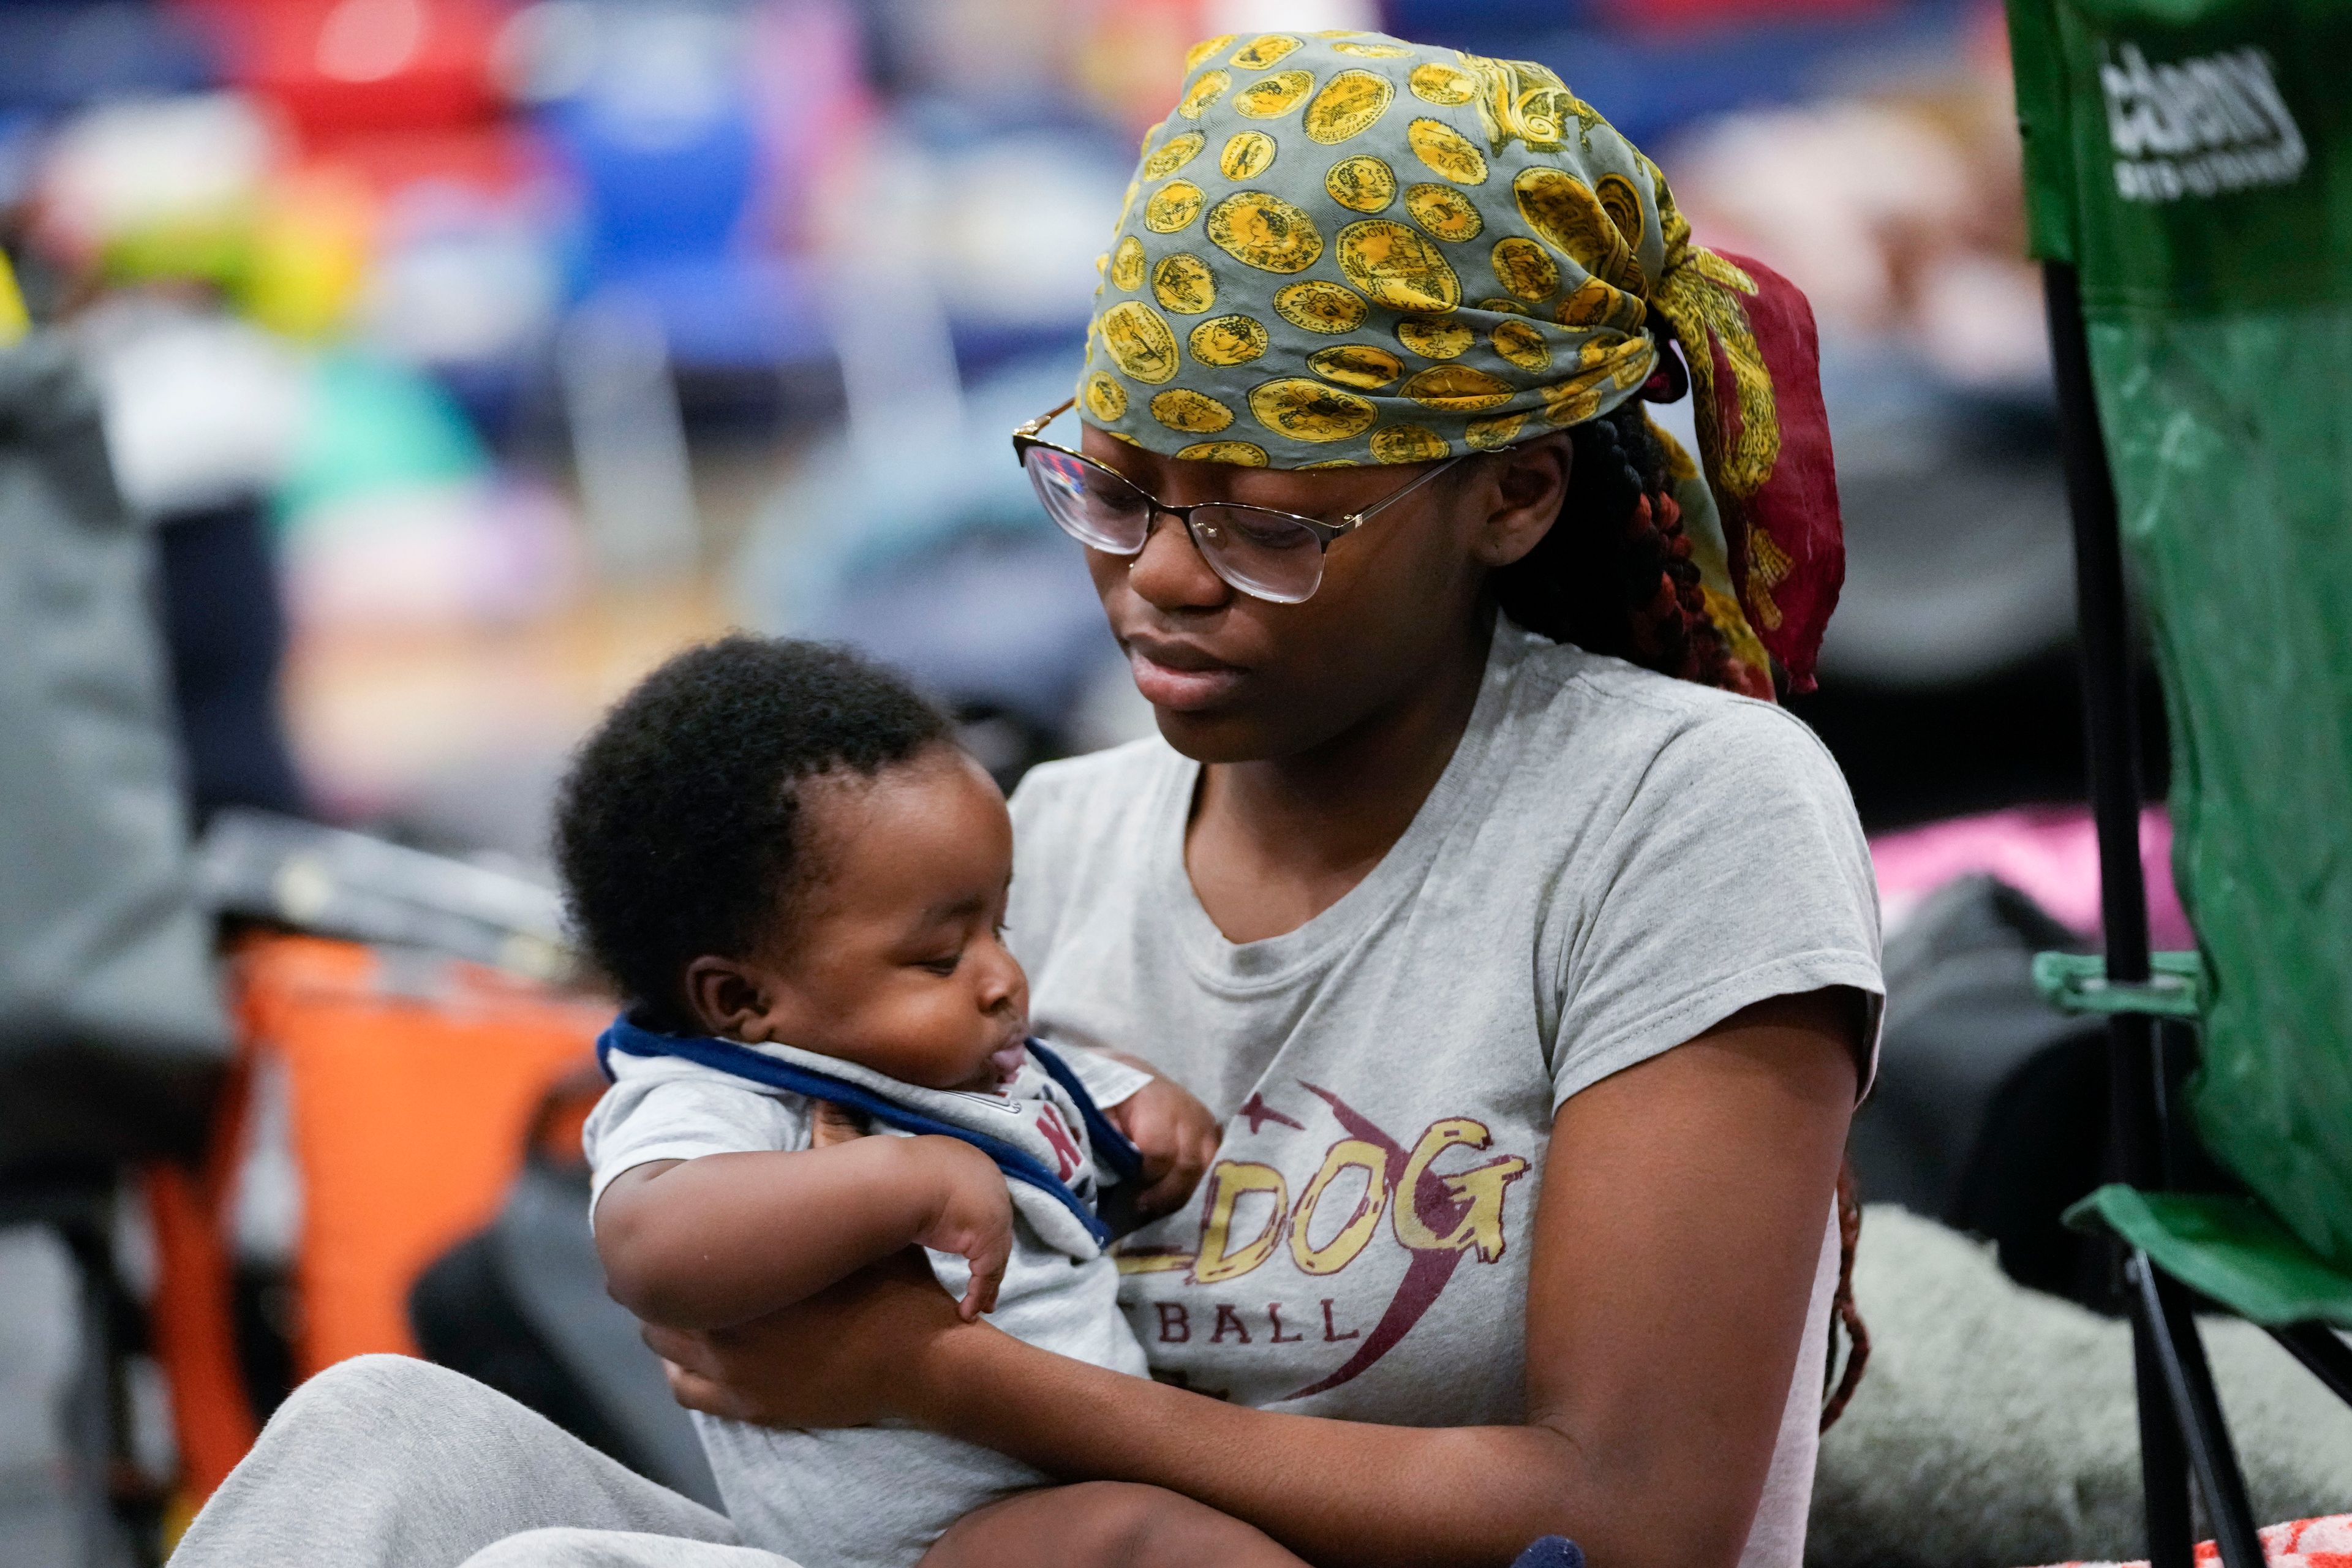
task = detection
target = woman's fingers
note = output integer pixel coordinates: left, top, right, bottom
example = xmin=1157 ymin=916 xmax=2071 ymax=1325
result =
xmin=641 ymin=1321 xmax=715 ymax=1375
xmin=631 ymin=1250 xmax=976 ymax=1431
xmin=660 ymin=1359 xmax=753 ymax=1422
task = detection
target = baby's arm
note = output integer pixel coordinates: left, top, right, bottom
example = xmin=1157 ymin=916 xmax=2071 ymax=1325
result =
xmin=595 ymin=1133 xmax=1011 ymax=1331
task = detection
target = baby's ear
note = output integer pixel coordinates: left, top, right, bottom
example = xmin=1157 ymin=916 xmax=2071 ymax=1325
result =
xmin=682 ymin=956 xmax=770 ymax=1039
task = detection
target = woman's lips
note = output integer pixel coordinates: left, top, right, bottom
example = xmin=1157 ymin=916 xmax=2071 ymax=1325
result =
xmin=1127 ymin=643 xmax=1248 ymax=712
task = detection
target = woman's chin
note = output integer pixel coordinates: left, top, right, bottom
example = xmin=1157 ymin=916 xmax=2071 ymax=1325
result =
xmin=1148 ymin=703 xmax=1266 ymax=764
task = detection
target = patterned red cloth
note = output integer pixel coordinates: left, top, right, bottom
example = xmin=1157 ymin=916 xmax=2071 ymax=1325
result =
xmin=1706 ymin=252 xmax=1842 ymax=694
xmin=2037 ymin=1514 xmax=2352 ymax=1567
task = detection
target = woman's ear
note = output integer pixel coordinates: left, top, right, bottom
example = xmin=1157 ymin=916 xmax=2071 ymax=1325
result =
xmin=682 ymin=956 xmax=772 ymax=1040
xmin=1467 ymin=433 xmax=1572 ymax=570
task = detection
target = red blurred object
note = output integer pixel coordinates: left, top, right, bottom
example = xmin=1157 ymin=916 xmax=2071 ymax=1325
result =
xmin=145 ymin=1090 xmax=261 ymax=1501
xmin=173 ymin=0 xmax=510 ymax=148
xmin=1600 ymin=0 xmax=1890 ymax=28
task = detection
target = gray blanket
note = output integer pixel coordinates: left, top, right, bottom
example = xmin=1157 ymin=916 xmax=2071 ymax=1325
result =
xmin=1813 ymin=1205 xmax=2352 ymax=1567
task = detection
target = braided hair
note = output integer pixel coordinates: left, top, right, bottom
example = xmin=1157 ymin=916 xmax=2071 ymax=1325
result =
xmin=1499 ymin=430 xmax=1872 ymax=1417
xmin=1491 ymin=401 xmax=1750 ymax=695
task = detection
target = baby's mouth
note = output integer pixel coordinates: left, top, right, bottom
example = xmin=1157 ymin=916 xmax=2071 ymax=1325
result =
xmin=986 ymin=1039 xmax=1029 ymax=1085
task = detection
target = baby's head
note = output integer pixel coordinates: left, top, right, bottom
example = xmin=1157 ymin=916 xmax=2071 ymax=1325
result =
xmin=554 ymin=636 xmax=1029 ymax=1093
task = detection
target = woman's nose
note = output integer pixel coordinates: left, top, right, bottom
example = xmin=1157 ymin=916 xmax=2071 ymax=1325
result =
xmin=1125 ymin=508 xmax=1231 ymax=611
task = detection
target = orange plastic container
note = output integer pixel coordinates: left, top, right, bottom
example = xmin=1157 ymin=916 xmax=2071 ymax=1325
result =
xmin=233 ymin=935 xmax=605 ymax=1373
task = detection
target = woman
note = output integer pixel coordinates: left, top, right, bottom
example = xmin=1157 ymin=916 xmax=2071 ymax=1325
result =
xmin=175 ymin=31 xmax=1877 ymax=1568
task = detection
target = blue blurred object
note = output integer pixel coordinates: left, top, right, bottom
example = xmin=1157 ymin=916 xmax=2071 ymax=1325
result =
xmin=1393 ymin=0 xmax=1979 ymax=147
xmin=540 ymin=10 xmax=826 ymax=372
xmin=0 ymin=3 xmax=217 ymax=112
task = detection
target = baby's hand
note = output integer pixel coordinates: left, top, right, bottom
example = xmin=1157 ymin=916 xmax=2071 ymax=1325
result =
xmin=1101 ymin=1058 xmax=1223 ymax=1219
xmin=908 ymin=1137 xmax=1013 ymax=1321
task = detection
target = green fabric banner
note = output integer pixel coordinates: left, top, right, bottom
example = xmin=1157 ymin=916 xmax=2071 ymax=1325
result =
xmin=2006 ymin=0 xmax=2352 ymax=1277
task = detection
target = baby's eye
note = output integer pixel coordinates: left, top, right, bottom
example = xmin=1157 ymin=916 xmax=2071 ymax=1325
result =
xmin=916 ymin=951 xmax=962 ymax=977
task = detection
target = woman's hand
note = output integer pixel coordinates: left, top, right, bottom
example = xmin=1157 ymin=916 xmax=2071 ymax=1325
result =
xmin=643 ymin=1247 xmax=984 ymax=1429
xmin=1098 ymin=1052 xmax=1223 ymax=1218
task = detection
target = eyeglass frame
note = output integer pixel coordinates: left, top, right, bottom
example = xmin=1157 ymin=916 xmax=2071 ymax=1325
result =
xmin=1009 ymin=397 xmax=1471 ymax=588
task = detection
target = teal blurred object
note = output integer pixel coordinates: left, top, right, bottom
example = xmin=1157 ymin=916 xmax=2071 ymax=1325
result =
xmin=274 ymin=349 xmax=490 ymax=525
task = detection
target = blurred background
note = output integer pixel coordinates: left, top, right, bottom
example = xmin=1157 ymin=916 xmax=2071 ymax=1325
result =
xmin=2 ymin=0 xmax=2294 ymax=1563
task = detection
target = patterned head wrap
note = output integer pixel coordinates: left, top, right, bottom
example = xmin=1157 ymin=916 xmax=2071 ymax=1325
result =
xmin=1080 ymin=29 xmax=1844 ymax=692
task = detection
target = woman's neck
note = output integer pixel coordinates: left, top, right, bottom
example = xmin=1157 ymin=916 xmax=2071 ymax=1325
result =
xmin=1185 ymin=610 xmax=1494 ymax=944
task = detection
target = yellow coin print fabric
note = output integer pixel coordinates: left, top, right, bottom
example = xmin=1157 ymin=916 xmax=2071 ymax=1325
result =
xmin=1177 ymin=71 xmax=1229 ymax=118
xmin=1152 ymin=253 xmax=1218 ymax=314
xmin=1403 ymin=184 xmax=1482 ymax=242
xmin=1144 ymin=181 xmax=1205 ymax=233
xmin=1232 ymin=70 xmax=1314 ymax=119
xmin=1189 ymin=314 xmax=1268 ymax=366
xmin=1406 ymin=62 xmax=1478 ymax=105
xmin=1370 ymin=424 xmax=1450 ymax=462
xmin=1324 ymin=156 xmax=1396 ymax=213
xmin=1221 ymin=131 xmax=1276 ymax=180
xmin=1229 ymin=34 xmax=1302 ymax=69
xmin=1176 ymin=439 xmax=1268 ymax=465
xmin=1144 ymin=132 xmax=1204 ymax=179
xmin=1084 ymin=30 xmax=1743 ymax=483
xmin=1109 ymin=235 xmax=1147 ymax=292
xmin=1394 ymin=315 xmax=1473 ymax=360
xmin=1150 ymin=388 xmax=1235 ymax=433
xmin=1336 ymin=221 xmax=1461 ymax=313
xmin=1248 ymin=379 xmax=1377 ymax=442
xmin=1302 ymin=70 xmax=1393 ymax=144
xmin=1274 ymin=280 xmax=1366 ymax=334
xmin=1307 ymin=342 xmax=1404 ymax=389
xmin=1407 ymin=118 xmax=1488 ymax=184
xmin=1205 ymin=192 xmax=1323 ymax=274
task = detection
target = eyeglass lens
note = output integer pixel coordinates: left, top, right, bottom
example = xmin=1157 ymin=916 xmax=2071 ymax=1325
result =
xmin=1020 ymin=447 xmax=1325 ymax=605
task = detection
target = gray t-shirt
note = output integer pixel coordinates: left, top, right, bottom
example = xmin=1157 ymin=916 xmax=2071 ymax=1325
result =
xmin=1007 ymin=619 xmax=1882 ymax=1568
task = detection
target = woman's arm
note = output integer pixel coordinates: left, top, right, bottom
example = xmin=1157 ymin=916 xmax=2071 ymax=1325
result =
xmin=650 ymin=990 xmax=1858 ymax=1568
xmin=597 ymin=1133 xmax=1012 ymax=1330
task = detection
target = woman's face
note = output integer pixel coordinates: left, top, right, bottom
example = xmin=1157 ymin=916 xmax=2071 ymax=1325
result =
xmin=1079 ymin=424 xmax=1570 ymax=763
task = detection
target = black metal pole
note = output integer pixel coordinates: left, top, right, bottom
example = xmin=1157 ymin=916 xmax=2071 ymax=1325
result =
xmin=2132 ymin=1256 xmax=2267 ymax=1568
xmin=2133 ymin=1313 xmax=2196 ymax=1568
xmin=2045 ymin=260 xmax=2198 ymax=1568
xmin=2270 ymin=1324 xmax=2352 ymax=1406
xmin=2042 ymin=260 xmax=2165 ymax=1189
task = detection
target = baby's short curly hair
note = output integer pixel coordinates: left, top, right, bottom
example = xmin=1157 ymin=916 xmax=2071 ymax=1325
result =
xmin=552 ymin=635 xmax=951 ymax=1032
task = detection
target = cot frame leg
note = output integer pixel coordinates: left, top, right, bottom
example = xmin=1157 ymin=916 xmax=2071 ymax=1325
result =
xmin=2128 ymin=1252 xmax=2265 ymax=1568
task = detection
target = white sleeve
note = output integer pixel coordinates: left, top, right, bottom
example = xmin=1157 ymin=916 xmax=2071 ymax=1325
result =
xmin=1049 ymin=1042 xmax=1155 ymax=1110
xmin=582 ymin=1062 xmax=815 ymax=1223
xmin=1547 ymin=702 xmax=1884 ymax=1112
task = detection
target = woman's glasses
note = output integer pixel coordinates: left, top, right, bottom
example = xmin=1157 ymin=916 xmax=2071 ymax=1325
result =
xmin=1011 ymin=399 xmax=1466 ymax=605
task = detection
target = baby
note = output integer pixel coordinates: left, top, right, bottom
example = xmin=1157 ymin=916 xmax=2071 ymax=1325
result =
xmin=556 ymin=636 xmax=1302 ymax=1568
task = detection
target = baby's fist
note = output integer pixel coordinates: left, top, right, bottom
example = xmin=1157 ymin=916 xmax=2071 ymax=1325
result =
xmin=910 ymin=1137 xmax=1012 ymax=1321
xmin=1104 ymin=1065 xmax=1223 ymax=1219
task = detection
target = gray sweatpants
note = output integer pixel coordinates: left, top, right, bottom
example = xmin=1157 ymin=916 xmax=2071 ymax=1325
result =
xmin=171 ymin=1355 xmax=802 ymax=1568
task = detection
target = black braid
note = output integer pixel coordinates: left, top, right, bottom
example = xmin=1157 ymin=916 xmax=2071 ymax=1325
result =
xmin=1491 ymin=402 xmax=1744 ymax=692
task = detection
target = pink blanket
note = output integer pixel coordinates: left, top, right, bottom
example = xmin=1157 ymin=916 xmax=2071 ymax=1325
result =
xmin=1871 ymin=805 xmax=2193 ymax=949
